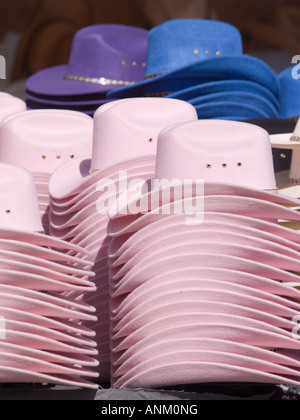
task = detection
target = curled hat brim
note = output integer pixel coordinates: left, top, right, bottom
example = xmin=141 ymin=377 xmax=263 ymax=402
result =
xmin=107 ymin=55 xmax=280 ymax=100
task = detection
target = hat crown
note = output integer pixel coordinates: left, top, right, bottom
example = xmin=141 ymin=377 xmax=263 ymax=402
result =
xmin=145 ymin=19 xmax=243 ymax=77
xmin=0 ymin=163 xmax=43 ymax=231
xmin=0 ymin=110 xmax=93 ymax=174
xmin=156 ymin=120 xmax=277 ymax=191
xmin=67 ymin=24 xmax=148 ymax=82
xmin=91 ymin=98 xmax=198 ymax=171
xmin=0 ymin=93 xmax=26 ymax=123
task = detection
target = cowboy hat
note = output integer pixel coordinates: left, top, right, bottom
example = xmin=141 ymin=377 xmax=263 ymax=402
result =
xmin=49 ymin=98 xmax=197 ymax=202
xmin=107 ymin=19 xmax=279 ymax=105
xmin=26 ymin=24 xmax=149 ymax=97
xmin=0 ymin=109 xmax=93 ymax=233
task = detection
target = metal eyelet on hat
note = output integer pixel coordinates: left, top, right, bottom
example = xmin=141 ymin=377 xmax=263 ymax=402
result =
xmin=70 ymin=154 xmax=75 ymax=159
xmin=56 ymin=155 xmax=61 ymax=159
xmin=237 ymin=162 xmax=243 ymax=167
xmin=206 ymin=164 xmax=212 ymax=169
xmin=280 ymin=153 xmax=286 ymax=159
xmin=42 ymin=155 xmax=47 ymax=159
xmin=193 ymin=49 xmax=199 ymax=55
xmin=5 ymin=210 xmax=11 ymax=214
xmin=148 ymin=138 xmax=153 ymax=143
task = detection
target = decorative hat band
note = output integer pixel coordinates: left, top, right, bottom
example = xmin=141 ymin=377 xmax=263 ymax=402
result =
xmin=64 ymin=74 xmax=135 ymax=86
xmin=290 ymin=135 xmax=300 ymax=142
xmin=288 ymin=178 xmax=300 ymax=185
xmin=143 ymin=73 xmax=164 ymax=80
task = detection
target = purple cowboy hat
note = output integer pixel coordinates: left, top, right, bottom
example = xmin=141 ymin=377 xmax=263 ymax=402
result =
xmin=26 ymin=24 xmax=149 ymax=97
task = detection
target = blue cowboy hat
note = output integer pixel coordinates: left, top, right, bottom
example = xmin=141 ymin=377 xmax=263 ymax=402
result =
xmin=107 ymin=19 xmax=280 ymax=100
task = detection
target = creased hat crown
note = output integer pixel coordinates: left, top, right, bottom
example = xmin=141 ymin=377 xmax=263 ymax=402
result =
xmin=91 ymin=98 xmax=198 ymax=172
xmin=144 ymin=19 xmax=243 ymax=77
xmin=0 ymin=110 xmax=93 ymax=174
xmin=66 ymin=24 xmax=149 ymax=82
xmin=155 ymin=120 xmax=277 ymax=190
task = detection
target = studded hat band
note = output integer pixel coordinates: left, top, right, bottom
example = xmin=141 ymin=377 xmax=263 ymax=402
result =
xmin=64 ymin=74 xmax=136 ymax=86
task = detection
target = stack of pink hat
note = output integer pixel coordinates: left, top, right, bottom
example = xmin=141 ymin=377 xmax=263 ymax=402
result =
xmin=0 ymin=163 xmax=100 ymax=389
xmin=108 ymin=120 xmax=300 ymax=389
xmin=0 ymin=110 xmax=94 ymax=234
xmin=48 ymin=98 xmax=198 ymax=382
xmin=0 ymin=92 xmax=26 ymax=123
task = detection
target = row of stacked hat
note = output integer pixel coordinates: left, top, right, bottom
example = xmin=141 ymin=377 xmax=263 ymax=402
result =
xmin=25 ymin=19 xmax=300 ymax=122
xmin=0 ymin=18 xmax=300 ymax=394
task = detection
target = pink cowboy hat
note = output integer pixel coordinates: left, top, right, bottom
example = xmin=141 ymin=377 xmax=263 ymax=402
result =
xmin=0 ymin=163 xmax=100 ymax=388
xmin=0 ymin=110 xmax=93 ymax=233
xmin=49 ymin=98 xmax=197 ymax=203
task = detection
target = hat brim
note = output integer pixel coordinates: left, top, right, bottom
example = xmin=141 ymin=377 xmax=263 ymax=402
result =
xmin=111 ymin=242 xmax=300 ymax=286
xmin=108 ymin=214 xmax=300 ymax=260
xmin=275 ymin=170 xmax=300 ymax=198
xmin=107 ymin=55 xmax=280 ymax=99
xmin=112 ymin=337 xmax=300 ymax=378
xmin=0 ymin=238 xmax=92 ymax=268
xmin=2 ymin=319 xmax=96 ymax=349
xmin=0 ymin=366 xmax=99 ymax=389
xmin=0 ymin=341 xmax=98 ymax=367
xmin=270 ymin=133 xmax=300 ymax=149
xmin=0 ymin=292 xmax=97 ymax=322
xmin=111 ymin=268 xmax=300 ymax=318
xmin=112 ymin=287 xmax=297 ymax=335
xmin=0 ymin=284 xmax=95 ymax=313
xmin=110 ymin=182 xmax=300 ymax=223
xmin=191 ymin=92 xmax=279 ymax=118
xmin=0 ymin=249 xmax=93 ymax=277
xmin=0 ymin=259 xmax=95 ymax=289
xmin=0 ymin=228 xmax=92 ymax=256
xmin=113 ymin=320 xmax=300 ymax=354
xmin=0 ymin=306 xmax=95 ymax=338
xmin=49 ymin=155 xmax=156 ymax=201
xmin=113 ymin=253 xmax=300 ymax=298
xmin=50 ymin=166 xmax=155 ymax=216
xmin=167 ymin=79 xmax=280 ymax=108
xmin=111 ymin=229 xmax=300 ymax=272
xmin=195 ymin=101 xmax=271 ymax=119
xmin=0 ymin=270 xmax=96 ymax=293
xmin=26 ymin=91 xmax=110 ymax=107
xmin=114 ymin=361 xmax=300 ymax=389
xmin=26 ymin=98 xmax=105 ymax=114
xmin=26 ymin=65 xmax=125 ymax=97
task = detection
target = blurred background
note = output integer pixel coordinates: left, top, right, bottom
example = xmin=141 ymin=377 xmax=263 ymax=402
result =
xmin=1 ymin=0 xmax=300 ymax=99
